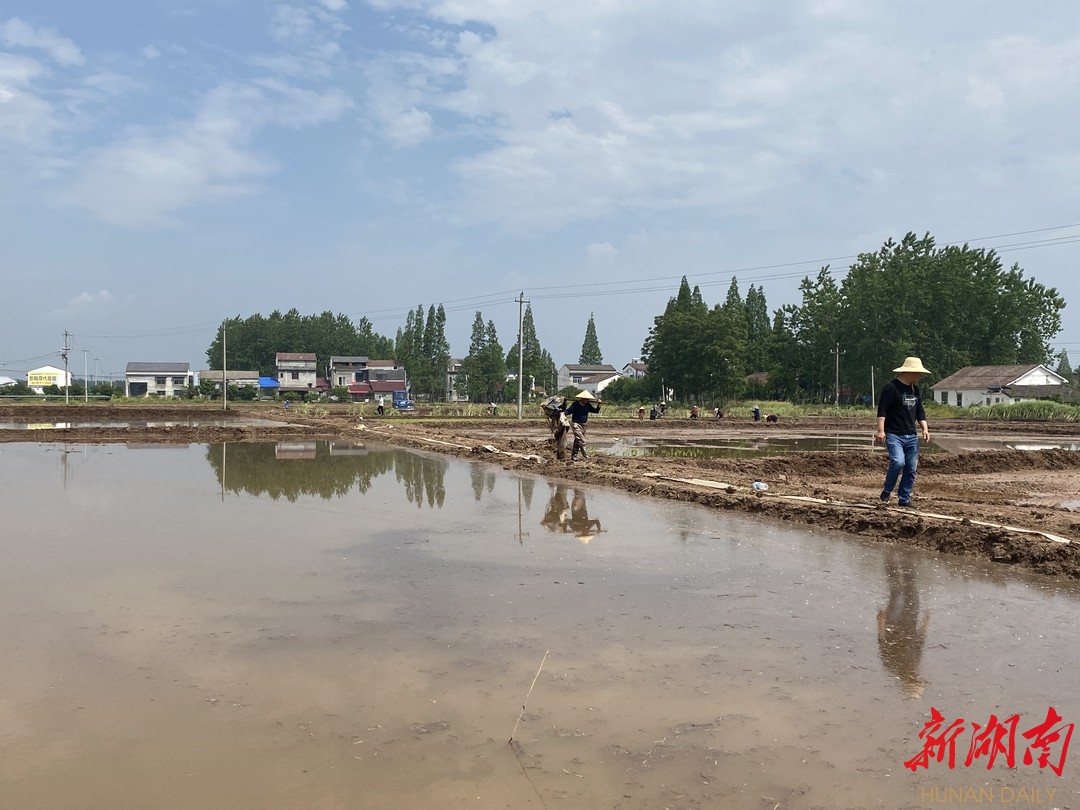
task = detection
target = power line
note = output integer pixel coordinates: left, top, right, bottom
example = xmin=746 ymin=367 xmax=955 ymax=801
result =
xmin=25 ymin=220 xmax=1080 ymax=356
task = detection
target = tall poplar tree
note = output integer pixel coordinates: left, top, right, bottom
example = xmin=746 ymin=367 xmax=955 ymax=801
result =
xmin=579 ymin=313 xmax=604 ymax=364
xmin=421 ymin=304 xmax=451 ymax=400
xmin=504 ymin=304 xmax=555 ymax=398
xmin=744 ymin=284 xmax=771 ymax=373
xmin=461 ymin=312 xmax=507 ymax=401
xmin=643 ymin=277 xmax=708 ymax=400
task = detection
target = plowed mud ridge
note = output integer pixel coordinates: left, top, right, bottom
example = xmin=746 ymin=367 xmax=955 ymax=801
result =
xmin=5 ymin=403 xmax=1080 ymax=579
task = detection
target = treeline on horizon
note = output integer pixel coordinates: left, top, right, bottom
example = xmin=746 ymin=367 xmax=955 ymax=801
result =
xmin=204 ymin=232 xmax=1068 ymax=404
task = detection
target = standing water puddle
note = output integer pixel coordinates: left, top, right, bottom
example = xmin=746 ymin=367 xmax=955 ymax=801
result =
xmin=1 ymin=440 xmax=1078 ymax=809
xmin=0 ymin=418 xmax=286 ymax=430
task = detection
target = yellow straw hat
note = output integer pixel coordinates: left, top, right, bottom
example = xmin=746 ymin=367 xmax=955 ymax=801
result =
xmin=893 ymin=357 xmax=930 ymax=374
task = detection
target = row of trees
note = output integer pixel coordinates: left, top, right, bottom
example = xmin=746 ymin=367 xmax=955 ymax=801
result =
xmin=201 ymin=303 xmax=596 ymax=404
xmin=198 ymin=232 xmax=1064 ymax=406
xmin=458 ymin=306 xmax=562 ymax=402
xmin=636 ymin=232 xmax=1065 ymax=404
xmin=205 ymin=309 xmax=395 ymax=380
xmin=394 ymin=304 xmax=451 ymax=401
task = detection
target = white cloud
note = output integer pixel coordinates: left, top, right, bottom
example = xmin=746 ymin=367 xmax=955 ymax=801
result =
xmin=63 ymin=81 xmax=350 ymax=228
xmin=249 ymin=41 xmax=343 ymax=79
xmin=0 ymin=52 xmax=56 ymax=146
xmin=386 ymin=107 xmax=433 ymax=145
xmin=52 ymin=289 xmax=116 ymax=317
xmin=271 ymin=5 xmax=314 ymax=41
xmin=357 ymin=0 xmax=1080 ymax=234
xmin=586 ymin=242 xmax=617 ymax=262
xmin=0 ymin=17 xmax=84 ymax=66
xmin=142 ymin=44 xmax=161 ymax=61
xmin=363 ymin=51 xmax=458 ymax=146
xmin=257 ymin=0 xmax=349 ymax=80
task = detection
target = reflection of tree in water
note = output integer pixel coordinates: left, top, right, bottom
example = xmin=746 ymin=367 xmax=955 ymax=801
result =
xmin=206 ymin=442 xmax=447 ymax=507
xmin=394 ymin=453 xmax=448 ymax=508
xmin=540 ymin=484 xmax=602 ymax=542
xmin=877 ymin=550 xmax=930 ymax=699
xmin=519 ymin=476 xmax=535 ymax=510
xmin=470 ymin=463 xmax=496 ymax=501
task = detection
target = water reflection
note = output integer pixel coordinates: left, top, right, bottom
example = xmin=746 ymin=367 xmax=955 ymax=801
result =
xmin=540 ymin=484 xmax=604 ymax=542
xmin=877 ymin=550 xmax=930 ymax=698
xmin=206 ymin=441 xmax=448 ymax=507
xmin=470 ymin=463 xmax=496 ymax=501
xmin=6 ymin=442 xmax=1080 ymax=808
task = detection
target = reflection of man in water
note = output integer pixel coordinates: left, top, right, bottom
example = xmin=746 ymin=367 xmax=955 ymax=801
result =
xmin=540 ymin=485 xmax=602 ymax=543
xmin=877 ymin=551 xmax=930 ymax=698
xmin=541 ymin=485 xmax=571 ymax=533
xmin=568 ymin=490 xmax=602 ymax=542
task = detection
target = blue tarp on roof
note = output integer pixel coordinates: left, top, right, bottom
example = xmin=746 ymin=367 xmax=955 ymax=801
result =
xmin=258 ymin=377 xmax=280 ymax=388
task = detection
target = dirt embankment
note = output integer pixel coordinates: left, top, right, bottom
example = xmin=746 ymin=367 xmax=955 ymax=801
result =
xmin=5 ymin=403 xmax=1080 ymax=578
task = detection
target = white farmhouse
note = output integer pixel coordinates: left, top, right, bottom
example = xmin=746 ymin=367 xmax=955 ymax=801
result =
xmin=931 ymin=364 xmax=1070 ymax=407
xmin=557 ymin=363 xmax=621 ymax=395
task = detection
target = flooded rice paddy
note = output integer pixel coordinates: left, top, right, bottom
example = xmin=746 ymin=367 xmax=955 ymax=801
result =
xmin=0 ymin=418 xmax=285 ymax=431
xmin=2 ymin=440 xmax=1078 ymax=809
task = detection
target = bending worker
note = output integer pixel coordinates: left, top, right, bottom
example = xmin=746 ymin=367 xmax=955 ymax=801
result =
xmin=562 ymin=390 xmax=601 ymax=461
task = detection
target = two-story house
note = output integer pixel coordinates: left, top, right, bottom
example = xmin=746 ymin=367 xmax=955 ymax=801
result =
xmin=125 ymin=362 xmax=195 ymax=397
xmin=276 ymin=353 xmax=321 ymax=396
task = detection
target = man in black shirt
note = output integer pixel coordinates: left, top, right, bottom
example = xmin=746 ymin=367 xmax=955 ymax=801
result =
xmin=875 ymin=357 xmax=930 ymax=507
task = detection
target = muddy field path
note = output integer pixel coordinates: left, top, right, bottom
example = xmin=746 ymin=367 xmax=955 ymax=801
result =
xmin=3 ymin=402 xmax=1080 ymax=578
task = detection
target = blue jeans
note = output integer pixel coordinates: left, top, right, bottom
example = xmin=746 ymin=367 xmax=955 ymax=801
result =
xmin=883 ymin=433 xmax=920 ymax=504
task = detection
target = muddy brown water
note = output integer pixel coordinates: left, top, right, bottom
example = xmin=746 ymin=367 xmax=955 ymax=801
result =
xmin=2 ymin=440 xmax=1078 ymax=809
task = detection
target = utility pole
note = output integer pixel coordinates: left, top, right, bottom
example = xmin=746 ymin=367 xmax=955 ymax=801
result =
xmin=61 ymin=330 xmax=71 ymax=404
xmin=222 ymin=320 xmax=228 ymax=412
xmin=831 ymin=342 xmax=845 ymax=407
xmin=515 ymin=478 xmax=530 ymax=546
xmin=83 ymin=349 xmax=88 ymax=402
xmin=516 ymin=291 xmax=529 ymax=420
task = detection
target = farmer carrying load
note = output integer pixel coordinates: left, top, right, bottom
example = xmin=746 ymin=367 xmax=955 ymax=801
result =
xmin=561 ymin=390 xmax=602 ymax=461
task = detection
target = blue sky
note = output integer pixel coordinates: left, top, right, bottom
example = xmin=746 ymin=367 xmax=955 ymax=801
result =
xmin=3 ymin=0 xmax=1080 ymax=382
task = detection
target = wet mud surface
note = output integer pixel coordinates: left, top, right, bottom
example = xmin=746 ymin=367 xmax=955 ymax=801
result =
xmin=4 ymin=403 xmax=1080 ymax=578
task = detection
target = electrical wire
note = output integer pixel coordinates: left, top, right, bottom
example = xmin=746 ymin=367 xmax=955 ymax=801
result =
xmin=26 ymin=220 xmax=1080 ymax=350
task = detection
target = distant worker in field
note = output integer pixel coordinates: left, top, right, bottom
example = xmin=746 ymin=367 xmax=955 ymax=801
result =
xmin=752 ymin=404 xmax=761 ymax=422
xmin=875 ymin=356 xmax=931 ymax=507
xmin=714 ymin=407 xmax=723 ymax=419
xmin=638 ymin=405 xmax=646 ymax=420
xmin=689 ymin=405 xmax=699 ymax=419
xmin=376 ymin=395 xmax=385 ymax=416
xmin=561 ymin=390 xmax=601 ymax=461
